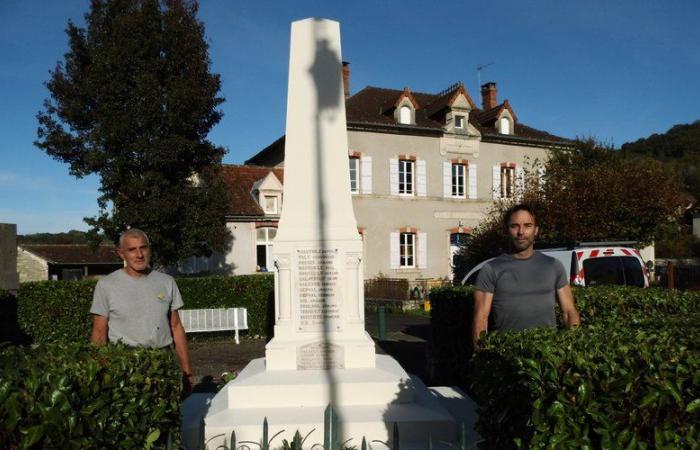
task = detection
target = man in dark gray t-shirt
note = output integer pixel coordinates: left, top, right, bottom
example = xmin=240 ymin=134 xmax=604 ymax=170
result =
xmin=473 ymin=204 xmax=580 ymax=348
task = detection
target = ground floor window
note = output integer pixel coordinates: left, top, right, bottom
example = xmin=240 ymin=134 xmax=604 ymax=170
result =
xmin=400 ymin=232 xmax=415 ymax=268
xmin=450 ymin=233 xmax=471 ymax=267
xmin=256 ymin=227 xmax=277 ymax=272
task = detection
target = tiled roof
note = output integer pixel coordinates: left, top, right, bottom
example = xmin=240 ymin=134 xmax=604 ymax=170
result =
xmin=220 ymin=164 xmax=284 ymax=217
xmin=21 ymin=245 xmax=122 ymax=264
xmin=346 ymin=85 xmax=569 ymax=144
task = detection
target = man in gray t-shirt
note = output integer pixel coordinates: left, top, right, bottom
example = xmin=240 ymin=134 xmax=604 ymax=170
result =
xmin=473 ymin=205 xmax=580 ymax=348
xmin=90 ymin=229 xmax=193 ymax=390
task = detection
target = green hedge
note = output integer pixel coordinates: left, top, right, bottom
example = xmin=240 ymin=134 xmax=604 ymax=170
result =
xmin=15 ymin=274 xmax=274 ymax=344
xmin=0 ymin=342 xmax=181 ymax=449
xmin=430 ymin=285 xmax=700 ymax=449
xmin=427 ymin=285 xmax=475 ymax=385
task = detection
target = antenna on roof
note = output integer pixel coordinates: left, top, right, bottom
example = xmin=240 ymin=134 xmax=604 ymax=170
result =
xmin=476 ymin=62 xmax=494 ymax=89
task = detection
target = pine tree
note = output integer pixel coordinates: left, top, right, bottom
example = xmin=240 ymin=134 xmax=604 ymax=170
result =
xmin=35 ymin=0 xmax=230 ymax=267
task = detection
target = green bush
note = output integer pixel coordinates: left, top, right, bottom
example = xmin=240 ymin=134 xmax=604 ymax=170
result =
xmin=470 ymin=318 xmax=700 ymax=449
xmin=16 ymin=274 xmax=274 ymax=344
xmin=0 ymin=342 xmax=181 ymax=449
xmin=430 ymin=285 xmax=700 ymax=448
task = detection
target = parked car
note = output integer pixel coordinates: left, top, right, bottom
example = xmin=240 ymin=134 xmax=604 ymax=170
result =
xmin=461 ymin=243 xmax=650 ymax=288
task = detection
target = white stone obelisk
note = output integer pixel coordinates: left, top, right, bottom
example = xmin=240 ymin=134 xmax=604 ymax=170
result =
xmin=200 ymin=19 xmax=467 ymax=449
xmin=264 ymin=18 xmax=375 ymax=371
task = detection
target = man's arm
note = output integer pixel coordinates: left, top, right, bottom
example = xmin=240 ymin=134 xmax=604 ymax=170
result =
xmin=90 ymin=314 xmax=108 ymax=345
xmin=472 ymin=289 xmax=494 ymax=350
xmin=170 ymin=310 xmax=192 ymax=375
xmin=556 ymin=284 xmax=580 ymax=328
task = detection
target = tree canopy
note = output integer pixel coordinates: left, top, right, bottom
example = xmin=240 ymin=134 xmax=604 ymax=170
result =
xmin=35 ymin=0 xmax=230 ymax=267
xmin=459 ymin=139 xmax=686 ymax=274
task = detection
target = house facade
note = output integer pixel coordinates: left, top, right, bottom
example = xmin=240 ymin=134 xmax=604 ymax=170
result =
xmin=227 ymin=71 xmax=569 ymax=281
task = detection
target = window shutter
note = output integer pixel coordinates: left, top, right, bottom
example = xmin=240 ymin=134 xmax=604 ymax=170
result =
xmin=537 ymin=166 xmax=546 ymax=187
xmin=417 ymin=159 xmax=427 ymax=197
xmin=418 ymin=232 xmax=427 ymax=269
xmin=443 ymin=162 xmax=451 ymax=198
xmin=492 ymin=165 xmax=501 ymax=200
xmin=361 ymin=156 xmax=372 ymax=194
xmin=390 ymin=232 xmax=399 ymax=269
xmin=468 ymin=163 xmax=478 ymax=199
xmin=390 ymin=158 xmax=399 ymax=195
xmin=515 ymin=166 xmax=525 ymax=200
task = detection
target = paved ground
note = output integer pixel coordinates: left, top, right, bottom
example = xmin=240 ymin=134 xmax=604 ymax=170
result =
xmin=189 ymin=312 xmax=431 ymax=392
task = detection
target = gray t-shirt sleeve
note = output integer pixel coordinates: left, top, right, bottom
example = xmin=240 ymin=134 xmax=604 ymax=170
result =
xmin=554 ymin=260 xmax=568 ymax=289
xmin=474 ymin=263 xmax=497 ymax=293
xmin=170 ymin=280 xmax=184 ymax=311
xmin=90 ymin=280 xmax=109 ymax=317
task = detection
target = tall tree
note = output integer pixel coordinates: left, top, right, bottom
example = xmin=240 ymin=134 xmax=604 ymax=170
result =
xmin=35 ymin=0 xmax=230 ymax=267
xmin=458 ymin=139 xmax=686 ymax=274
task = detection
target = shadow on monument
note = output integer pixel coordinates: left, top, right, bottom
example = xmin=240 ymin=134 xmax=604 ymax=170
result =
xmin=309 ymin=20 xmax=341 ymax=425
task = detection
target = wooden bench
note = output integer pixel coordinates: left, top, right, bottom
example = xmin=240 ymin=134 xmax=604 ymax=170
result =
xmin=178 ymin=308 xmax=248 ymax=344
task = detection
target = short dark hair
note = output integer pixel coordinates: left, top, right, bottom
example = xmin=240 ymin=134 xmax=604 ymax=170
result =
xmin=503 ymin=204 xmax=538 ymax=229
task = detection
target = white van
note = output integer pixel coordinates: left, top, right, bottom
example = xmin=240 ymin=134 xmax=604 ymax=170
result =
xmin=461 ymin=243 xmax=650 ymax=288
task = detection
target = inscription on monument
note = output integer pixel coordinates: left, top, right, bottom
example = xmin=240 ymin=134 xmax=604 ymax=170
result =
xmin=296 ymin=248 xmax=341 ymax=331
xmin=296 ymin=341 xmax=344 ymax=370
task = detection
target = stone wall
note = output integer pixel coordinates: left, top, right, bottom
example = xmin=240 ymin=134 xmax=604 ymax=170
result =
xmin=17 ymin=246 xmax=48 ymax=282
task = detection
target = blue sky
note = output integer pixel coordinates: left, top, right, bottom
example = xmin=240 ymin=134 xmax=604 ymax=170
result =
xmin=1 ymin=0 xmax=699 ymax=234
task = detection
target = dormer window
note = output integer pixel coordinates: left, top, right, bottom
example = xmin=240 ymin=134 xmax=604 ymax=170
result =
xmin=399 ymin=106 xmax=411 ymax=124
xmin=455 ymin=115 xmax=465 ymax=129
xmin=500 ymin=117 xmax=511 ymax=135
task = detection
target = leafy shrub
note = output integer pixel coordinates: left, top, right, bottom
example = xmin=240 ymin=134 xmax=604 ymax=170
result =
xmin=430 ymin=285 xmax=700 ymax=448
xmin=16 ymin=274 xmax=274 ymax=344
xmin=470 ymin=318 xmax=700 ymax=449
xmin=0 ymin=342 xmax=181 ymax=449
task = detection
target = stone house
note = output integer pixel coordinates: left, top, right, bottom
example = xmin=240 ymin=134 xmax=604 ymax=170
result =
xmin=17 ymin=244 xmax=123 ymax=282
xmin=223 ymin=68 xmax=570 ymax=281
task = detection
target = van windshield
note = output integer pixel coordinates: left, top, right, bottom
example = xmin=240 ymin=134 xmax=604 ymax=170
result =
xmin=583 ymin=256 xmax=644 ymax=287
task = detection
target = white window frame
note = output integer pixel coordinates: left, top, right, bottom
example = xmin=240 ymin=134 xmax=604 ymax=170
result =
xmin=399 ymin=106 xmax=411 ymax=124
xmin=349 ymin=156 xmax=360 ymax=194
xmin=500 ymin=117 xmax=511 ymax=135
xmin=399 ymin=159 xmax=415 ymax=195
xmin=501 ymin=166 xmax=515 ymax=199
xmin=455 ymin=115 xmax=465 ymax=129
xmin=451 ymin=163 xmax=466 ymax=198
xmin=400 ymin=232 xmax=415 ymax=268
xmin=263 ymin=195 xmax=278 ymax=214
xmin=256 ymin=227 xmax=276 ymax=272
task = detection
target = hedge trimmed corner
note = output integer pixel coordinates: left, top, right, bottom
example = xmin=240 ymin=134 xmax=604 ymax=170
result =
xmin=430 ymin=285 xmax=700 ymax=449
xmin=16 ymin=274 xmax=275 ymax=344
xmin=0 ymin=342 xmax=181 ymax=449
xmin=17 ymin=279 xmax=97 ymax=344
xmin=427 ymin=285 xmax=475 ymax=385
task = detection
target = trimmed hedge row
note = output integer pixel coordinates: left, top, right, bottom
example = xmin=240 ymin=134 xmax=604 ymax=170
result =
xmin=0 ymin=342 xmax=181 ymax=449
xmin=15 ymin=274 xmax=274 ymax=344
xmin=429 ymin=286 xmax=700 ymax=449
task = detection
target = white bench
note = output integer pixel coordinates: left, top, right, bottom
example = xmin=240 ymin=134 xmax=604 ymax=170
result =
xmin=178 ymin=308 xmax=248 ymax=344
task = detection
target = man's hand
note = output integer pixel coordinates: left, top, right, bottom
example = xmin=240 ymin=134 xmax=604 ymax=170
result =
xmin=90 ymin=314 xmax=108 ymax=345
xmin=472 ymin=289 xmax=493 ymax=350
xmin=556 ymin=285 xmax=580 ymax=329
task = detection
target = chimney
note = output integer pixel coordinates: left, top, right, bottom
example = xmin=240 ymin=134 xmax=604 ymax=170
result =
xmin=342 ymin=61 xmax=350 ymax=99
xmin=481 ymin=82 xmax=497 ymax=110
